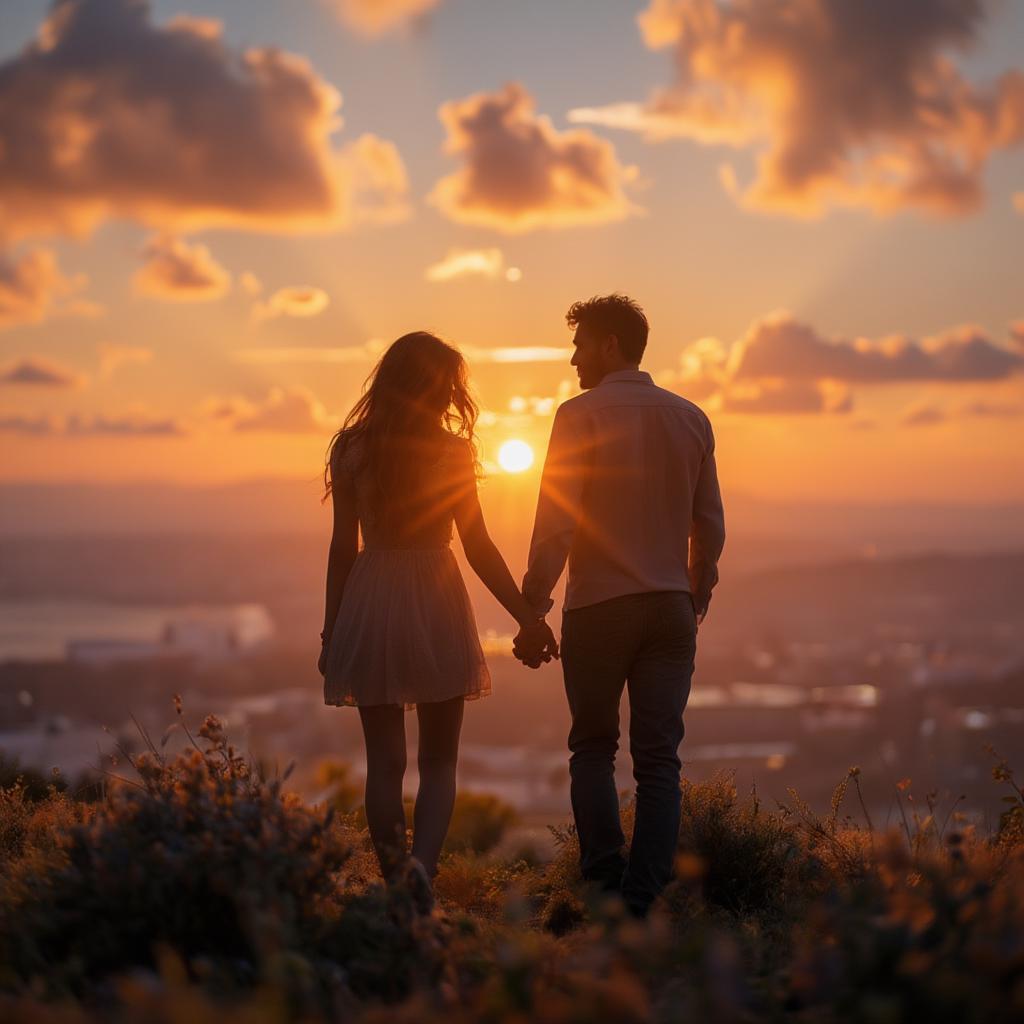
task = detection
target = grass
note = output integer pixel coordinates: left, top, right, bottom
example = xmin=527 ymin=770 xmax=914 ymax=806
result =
xmin=0 ymin=705 xmax=1022 ymax=1022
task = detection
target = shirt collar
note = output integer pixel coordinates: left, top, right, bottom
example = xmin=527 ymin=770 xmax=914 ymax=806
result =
xmin=599 ymin=369 xmax=653 ymax=386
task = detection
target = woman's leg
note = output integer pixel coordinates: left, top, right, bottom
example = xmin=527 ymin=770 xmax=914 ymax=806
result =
xmin=358 ymin=704 xmax=408 ymax=880
xmin=411 ymin=696 xmax=465 ymax=877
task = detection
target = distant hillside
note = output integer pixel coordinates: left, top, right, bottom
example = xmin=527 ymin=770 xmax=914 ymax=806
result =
xmin=2 ymin=479 xmax=1024 ymax=572
xmin=1 ymin=532 xmax=1021 ymax=644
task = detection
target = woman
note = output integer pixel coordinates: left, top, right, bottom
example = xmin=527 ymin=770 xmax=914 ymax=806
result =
xmin=318 ymin=331 xmax=556 ymax=906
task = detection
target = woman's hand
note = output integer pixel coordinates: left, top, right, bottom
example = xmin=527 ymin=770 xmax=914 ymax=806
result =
xmin=317 ymin=643 xmax=329 ymax=677
xmin=513 ymin=619 xmax=559 ymax=669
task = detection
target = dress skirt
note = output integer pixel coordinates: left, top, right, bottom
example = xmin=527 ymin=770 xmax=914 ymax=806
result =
xmin=323 ymin=546 xmax=491 ymax=709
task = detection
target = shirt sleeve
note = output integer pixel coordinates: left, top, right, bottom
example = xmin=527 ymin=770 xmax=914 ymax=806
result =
xmin=688 ymin=419 xmax=726 ymax=616
xmin=521 ymin=404 xmax=586 ymax=616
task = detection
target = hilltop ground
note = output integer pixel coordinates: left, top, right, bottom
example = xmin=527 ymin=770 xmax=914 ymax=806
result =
xmin=1 ymin=709 xmax=1022 ymax=1023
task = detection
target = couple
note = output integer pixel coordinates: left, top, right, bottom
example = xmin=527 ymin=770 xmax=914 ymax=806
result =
xmin=318 ymin=294 xmax=725 ymax=918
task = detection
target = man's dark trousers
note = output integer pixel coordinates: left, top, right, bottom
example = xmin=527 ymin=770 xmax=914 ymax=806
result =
xmin=560 ymin=590 xmax=697 ymax=916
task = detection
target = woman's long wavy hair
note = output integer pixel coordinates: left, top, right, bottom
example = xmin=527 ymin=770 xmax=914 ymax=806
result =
xmin=323 ymin=332 xmax=479 ymax=527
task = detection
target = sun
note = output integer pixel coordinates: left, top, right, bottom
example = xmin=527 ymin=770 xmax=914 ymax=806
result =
xmin=497 ymin=439 xmax=534 ymax=473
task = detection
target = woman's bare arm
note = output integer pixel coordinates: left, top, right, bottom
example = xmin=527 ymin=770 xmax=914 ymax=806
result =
xmin=453 ymin=461 xmax=557 ymax=662
xmin=320 ymin=473 xmax=359 ymax=654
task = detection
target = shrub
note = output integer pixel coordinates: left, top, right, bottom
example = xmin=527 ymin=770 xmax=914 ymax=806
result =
xmin=316 ymin=758 xmax=362 ymax=815
xmin=444 ymin=791 xmax=519 ymax=856
xmin=0 ymin=756 xmax=67 ymax=802
xmin=434 ymin=853 xmax=534 ymax=920
xmin=671 ymin=773 xmax=812 ymax=920
xmin=0 ymin=712 xmax=353 ymax=996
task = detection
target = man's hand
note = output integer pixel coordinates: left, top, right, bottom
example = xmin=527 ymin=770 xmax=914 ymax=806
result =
xmin=513 ymin=619 xmax=559 ymax=669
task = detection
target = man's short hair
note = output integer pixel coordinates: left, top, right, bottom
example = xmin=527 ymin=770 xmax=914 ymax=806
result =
xmin=566 ymin=294 xmax=649 ymax=363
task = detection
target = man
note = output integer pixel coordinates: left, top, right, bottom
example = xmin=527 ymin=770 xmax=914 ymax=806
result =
xmin=515 ymin=294 xmax=725 ymax=918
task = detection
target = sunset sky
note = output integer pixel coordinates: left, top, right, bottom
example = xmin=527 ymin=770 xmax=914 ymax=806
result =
xmin=1 ymin=0 xmax=1023 ymax=509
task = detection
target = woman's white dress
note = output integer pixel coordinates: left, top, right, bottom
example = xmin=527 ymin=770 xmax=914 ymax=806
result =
xmin=322 ymin=432 xmax=491 ymax=709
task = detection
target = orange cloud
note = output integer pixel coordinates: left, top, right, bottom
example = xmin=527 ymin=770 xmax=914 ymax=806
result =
xmin=230 ymin=341 xmax=571 ymax=365
xmin=570 ymin=0 xmax=1024 ymax=217
xmin=460 ymin=344 xmax=574 ymax=364
xmin=133 ymin=235 xmax=231 ymax=302
xmin=0 ymin=247 xmax=97 ymax=329
xmin=252 ymin=286 xmax=331 ymax=323
xmin=713 ymin=379 xmax=853 ymax=415
xmin=425 ymin=248 xmax=514 ymax=282
xmin=347 ymin=134 xmax=412 ymax=224
xmin=0 ymin=0 xmax=408 ymax=241
xmin=232 ymin=342 xmax=383 ymax=365
xmin=65 ymin=411 xmax=187 ymax=437
xmin=97 ymin=343 xmax=154 ymax=379
xmin=901 ymin=403 xmax=948 ymax=427
xmin=0 ymin=414 xmax=57 ymax=436
xmin=0 ymin=407 xmax=189 ymax=436
xmin=0 ymin=355 xmax=83 ymax=388
xmin=956 ymin=399 xmax=1022 ymax=418
xmin=724 ymin=313 xmax=1023 ymax=384
xmin=205 ymin=387 xmax=335 ymax=434
xmin=670 ymin=311 xmax=1024 ymax=415
xmin=325 ymin=0 xmax=442 ymax=36
xmin=239 ymin=272 xmax=263 ymax=297
xmin=431 ymin=83 xmax=640 ymax=232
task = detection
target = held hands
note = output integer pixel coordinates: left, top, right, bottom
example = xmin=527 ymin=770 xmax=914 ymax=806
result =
xmin=513 ymin=618 xmax=559 ymax=669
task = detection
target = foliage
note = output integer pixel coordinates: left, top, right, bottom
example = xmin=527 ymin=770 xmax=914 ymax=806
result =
xmin=0 ymin=706 xmax=440 ymax=1006
xmin=1 ymin=711 xmax=1022 ymax=1022
xmin=443 ymin=790 xmax=518 ymax=856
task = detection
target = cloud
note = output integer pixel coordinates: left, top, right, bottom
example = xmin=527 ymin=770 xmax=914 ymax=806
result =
xmin=425 ymin=248 xmax=522 ymax=283
xmin=713 ymin=379 xmax=853 ymax=415
xmin=430 ymin=83 xmax=640 ymax=232
xmin=133 ymin=234 xmax=231 ymax=301
xmin=901 ymin=403 xmax=947 ymax=427
xmin=228 ymin=385 xmax=335 ymax=432
xmin=1015 ymin=193 xmax=1024 ymax=214
xmin=722 ymin=313 xmax=1023 ymax=384
xmin=0 ymin=403 xmax=187 ymax=436
xmin=347 ymin=133 xmax=412 ymax=223
xmin=1011 ymin=322 xmax=1024 ymax=349
xmin=232 ymin=342 xmax=383 ymax=365
xmin=0 ymin=0 xmax=409 ymax=241
xmin=0 ymin=246 xmax=97 ymax=329
xmin=239 ymin=272 xmax=263 ymax=297
xmin=956 ymin=399 xmax=1022 ymax=417
xmin=97 ymin=342 xmax=154 ymax=378
xmin=220 ymin=386 xmax=335 ymax=434
xmin=0 ymin=414 xmax=57 ymax=435
xmin=569 ymin=0 xmax=1024 ymax=217
xmin=460 ymin=344 xmax=574 ymax=364
xmin=325 ymin=0 xmax=442 ymax=36
xmin=231 ymin=341 xmax=572 ymax=365
xmin=0 ymin=355 xmax=83 ymax=388
xmin=669 ymin=311 xmax=1024 ymax=415
xmin=252 ymin=286 xmax=331 ymax=323
xmin=65 ymin=411 xmax=187 ymax=436
xmin=659 ymin=336 xmax=732 ymax=399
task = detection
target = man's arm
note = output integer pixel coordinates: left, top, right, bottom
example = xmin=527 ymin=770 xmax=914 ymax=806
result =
xmin=521 ymin=404 xmax=586 ymax=617
xmin=688 ymin=421 xmax=725 ymax=622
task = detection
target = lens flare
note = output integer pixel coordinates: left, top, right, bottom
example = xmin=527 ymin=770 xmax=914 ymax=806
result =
xmin=497 ymin=439 xmax=534 ymax=473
